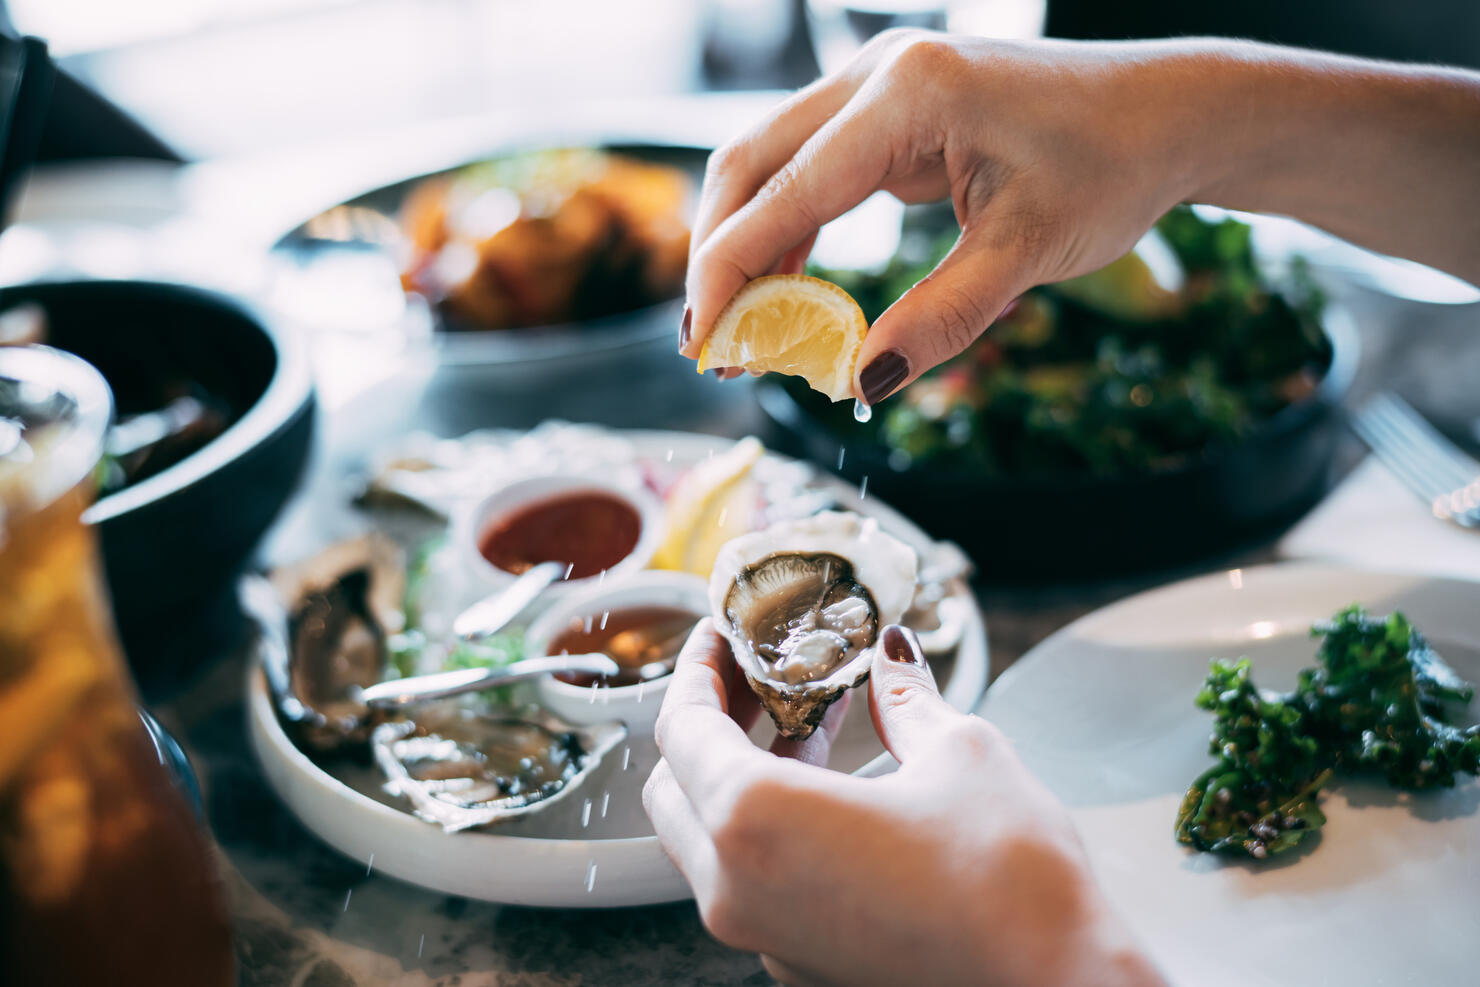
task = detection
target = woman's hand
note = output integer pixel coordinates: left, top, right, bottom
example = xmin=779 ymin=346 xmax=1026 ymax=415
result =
xmin=643 ymin=620 xmax=1164 ymax=987
xmin=679 ymin=31 xmax=1201 ymax=404
xmin=680 ymin=32 xmax=1480 ymax=403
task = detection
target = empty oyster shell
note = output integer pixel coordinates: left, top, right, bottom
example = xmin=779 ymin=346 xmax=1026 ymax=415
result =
xmin=372 ymin=705 xmax=625 ymax=831
xmin=709 ymin=512 xmax=917 ymax=739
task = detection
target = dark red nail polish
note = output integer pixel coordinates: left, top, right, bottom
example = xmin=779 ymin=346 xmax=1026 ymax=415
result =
xmin=859 ymin=349 xmax=909 ymax=406
xmin=881 ymin=624 xmax=923 ymax=665
xmin=679 ymin=306 xmax=692 ymax=350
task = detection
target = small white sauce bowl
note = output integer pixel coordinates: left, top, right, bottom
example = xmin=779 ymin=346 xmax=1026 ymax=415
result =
xmin=526 ymin=570 xmax=709 ymax=734
xmin=455 ymin=473 xmax=664 ymax=610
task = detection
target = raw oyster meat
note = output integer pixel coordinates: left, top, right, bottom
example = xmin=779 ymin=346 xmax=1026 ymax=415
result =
xmin=372 ymin=705 xmax=625 ymax=831
xmin=709 ymin=512 xmax=917 ymax=739
xmin=258 ymin=535 xmax=406 ymax=752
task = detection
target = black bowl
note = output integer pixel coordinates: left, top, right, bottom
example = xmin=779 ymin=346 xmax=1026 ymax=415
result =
xmin=0 ymin=280 xmax=315 ymax=685
xmin=759 ymin=310 xmax=1360 ymax=583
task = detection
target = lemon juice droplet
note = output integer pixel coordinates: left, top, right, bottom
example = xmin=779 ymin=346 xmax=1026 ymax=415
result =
xmin=853 ymin=399 xmax=872 ymax=423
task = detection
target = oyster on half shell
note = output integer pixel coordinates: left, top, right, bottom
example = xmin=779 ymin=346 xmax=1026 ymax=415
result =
xmin=709 ymin=511 xmax=917 ymax=739
xmin=372 ymin=705 xmax=625 ymax=832
xmin=258 ymin=534 xmax=406 ymax=752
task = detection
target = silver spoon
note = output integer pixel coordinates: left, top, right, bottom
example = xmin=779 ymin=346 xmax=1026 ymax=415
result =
xmin=359 ymin=653 xmax=620 ymax=709
xmin=452 ymin=560 xmax=565 ymax=641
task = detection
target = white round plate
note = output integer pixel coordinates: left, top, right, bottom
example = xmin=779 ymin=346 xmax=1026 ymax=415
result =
xmin=249 ymin=429 xmax=989 ymax=907
xmin=982 ymin=562 xmax=1480 ymax=987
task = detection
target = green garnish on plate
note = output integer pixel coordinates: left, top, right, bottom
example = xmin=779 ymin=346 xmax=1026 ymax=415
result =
xmin=1176 ymin=605 xmax=1480 ymax=860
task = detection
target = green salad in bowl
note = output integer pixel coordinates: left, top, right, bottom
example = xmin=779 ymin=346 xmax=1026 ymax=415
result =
xmin=760 ymin=205 xmax=1352 ymax=579
xmin=806 ymin=206 xmax=1331 ymax=476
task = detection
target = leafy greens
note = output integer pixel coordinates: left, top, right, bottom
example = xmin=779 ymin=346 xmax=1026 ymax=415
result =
xmin=1176 ymin=605 xmax=1480 ymax=860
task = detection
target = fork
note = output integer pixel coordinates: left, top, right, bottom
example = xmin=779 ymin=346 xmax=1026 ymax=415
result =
xmin=1351 ymin=392 xmax=1480 ymax=529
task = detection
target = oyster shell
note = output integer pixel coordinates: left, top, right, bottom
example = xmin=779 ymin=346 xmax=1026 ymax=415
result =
xmin=372 ymin=705 xmax=625 ymax=831
xmin=709 ymin=511 xmax=917 ymax=739
xmin=259 ymin=535 xmax=406 ymax=752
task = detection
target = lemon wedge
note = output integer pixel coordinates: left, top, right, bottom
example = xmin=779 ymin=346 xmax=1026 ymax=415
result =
xmin=652 ymin=436 xmax=764 ymax=576
xmin=696 ymin=275 xmax=868 ymax=402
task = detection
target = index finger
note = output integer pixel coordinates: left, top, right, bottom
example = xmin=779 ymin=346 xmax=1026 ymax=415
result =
xmin=683 ymin=92 xmax=897 ymax=359
xmin=653 ymin=619 xmax=768 ymax=809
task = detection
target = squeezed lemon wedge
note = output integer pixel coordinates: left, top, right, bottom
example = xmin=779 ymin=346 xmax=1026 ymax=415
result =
xmin=696 ymin=275 xmax=868 ymax=402
xmin=652 ymin=436 xmax=764 ymax=576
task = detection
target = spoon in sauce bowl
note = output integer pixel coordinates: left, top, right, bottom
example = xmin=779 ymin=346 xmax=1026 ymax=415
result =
xmin=452 ymin=560 xmax=566 ymax=641
xmin=550 ymin=617 xmax=698 ymax=687
xmin=359 ymin=652 xmax=621 ymax=710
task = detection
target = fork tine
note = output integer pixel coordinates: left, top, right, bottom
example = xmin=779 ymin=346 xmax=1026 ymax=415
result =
xmin=1370 ymin=393 xmax=1480 ymax=487
xmin=1353 ymin=392 xmax=1480 ymax=525
xmin=1354 ymin=405 xmax=1456 ymax=500
xmin=1354 ymin=416 xmax=1450 ymax=506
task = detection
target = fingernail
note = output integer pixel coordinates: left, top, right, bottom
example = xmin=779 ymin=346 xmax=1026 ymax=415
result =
xmin=881 ymin=624 xmax=924 ymax=666
xmin=679 ymin=306 xmax=692 ymax=350
xmin=859 ymin=349 xmax=909 ymax=406
xmin=999 ymin=296 xmax=1020 ymax=320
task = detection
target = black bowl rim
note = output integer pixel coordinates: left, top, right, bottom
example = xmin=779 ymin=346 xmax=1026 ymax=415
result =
xmin=16 ymin=279 xmax=319 ymax=524
xmin=758 ymin=303 xmax=1361 ymax=493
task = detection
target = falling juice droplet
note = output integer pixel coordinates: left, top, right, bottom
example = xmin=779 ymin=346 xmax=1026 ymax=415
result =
xmin=585 ymin=861 xmax=598 ymax=893
xmin=665 ymin=448 xmax=674 ymax=463
xmin=366 ymin=853 xmax=375 ymax=876
xmin=716 ymin=507 xmax=728 ymax=528
xmin=600 ymin=610 xmax=610 ymax=630
xmin=837 ymin=446 xmax=846 ymax=470
xmin=853 ymin=399 xmax=872 ymax=423
xmin=343 ymin=889 xmax=353 ymax=912
xmin=601 ymin=791 xmax=611 ymax=818
xmin=418 ymin=934 xmax=425 ymax=958
xmin=859 ymin=474 xmax=870 ymax=500
xmin=589 ymin=681 xmax=599 ymax=704
xmin=581 ymin=798 xmax=593 ymax=828
xmin=621 ymin=746 xmax=632 ymax=771
xmin=563 ymin=563 xmax=575 ymax=580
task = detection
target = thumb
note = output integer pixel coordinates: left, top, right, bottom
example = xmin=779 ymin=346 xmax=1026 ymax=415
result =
xmin=853 ymin=229 xmax=1027 ymax=407
xmin=868 ymin=624 xmax=959 ymax=764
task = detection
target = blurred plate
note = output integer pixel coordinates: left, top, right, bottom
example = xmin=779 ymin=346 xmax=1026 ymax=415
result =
xmin=273 ymin=143 xmax=707 ymax=367
xmin=760 ymin=306 xmax=1360 ymax=582
xmin=981 ymin=562 xmax=1480 ymax=987
xmin=246 ymin=429 xmax=989 ymax=907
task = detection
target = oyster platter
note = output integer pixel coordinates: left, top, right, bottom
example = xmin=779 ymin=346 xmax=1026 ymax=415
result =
xmin=246 ymin=424 xmax=989 ymax=906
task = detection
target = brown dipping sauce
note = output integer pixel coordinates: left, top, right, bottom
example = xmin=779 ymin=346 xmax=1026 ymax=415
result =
xmin=549 ymin=605 xmax=700 ymax=687
xmin=478 ymin=490 xmax=641 ymax=580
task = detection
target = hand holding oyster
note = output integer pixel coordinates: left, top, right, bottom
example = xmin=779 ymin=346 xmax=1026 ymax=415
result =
xmin=708 ymin=511 xmax=917 ymax=739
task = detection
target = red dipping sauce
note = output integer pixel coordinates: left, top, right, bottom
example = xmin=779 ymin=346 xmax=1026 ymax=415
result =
xmin=478 ymin=490 xmax=641 ymax=580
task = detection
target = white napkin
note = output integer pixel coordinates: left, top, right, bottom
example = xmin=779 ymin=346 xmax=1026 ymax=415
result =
xmin=1279 ymin=457 xmax=1480 ymax=581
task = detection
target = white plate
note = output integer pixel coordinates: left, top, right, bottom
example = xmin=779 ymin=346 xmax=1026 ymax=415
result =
xmin=981 ymin=562 xmax=1480 ymax=987
xmin=249 ymin=429 xmax=989 ymax=907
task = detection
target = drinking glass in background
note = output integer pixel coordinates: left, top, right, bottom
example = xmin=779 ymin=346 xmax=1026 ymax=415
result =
xmin=0 ymin=346 xmax=235 ymax=986
xmin=806 ymin=0 xmax=1046 ymax=75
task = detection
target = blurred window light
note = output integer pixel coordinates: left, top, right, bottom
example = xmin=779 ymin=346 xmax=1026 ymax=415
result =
xmin=9 ymin=0 xmax=361 ymax=56
xmin=13 ymin=0 xmax=704 ymax=158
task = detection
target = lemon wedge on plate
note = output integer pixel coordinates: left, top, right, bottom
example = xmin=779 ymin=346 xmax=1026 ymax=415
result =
xmin=652 ymin=436 xmax=765 ymax=576
xmin=696 ymin=275 xmax=868 ymax=402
